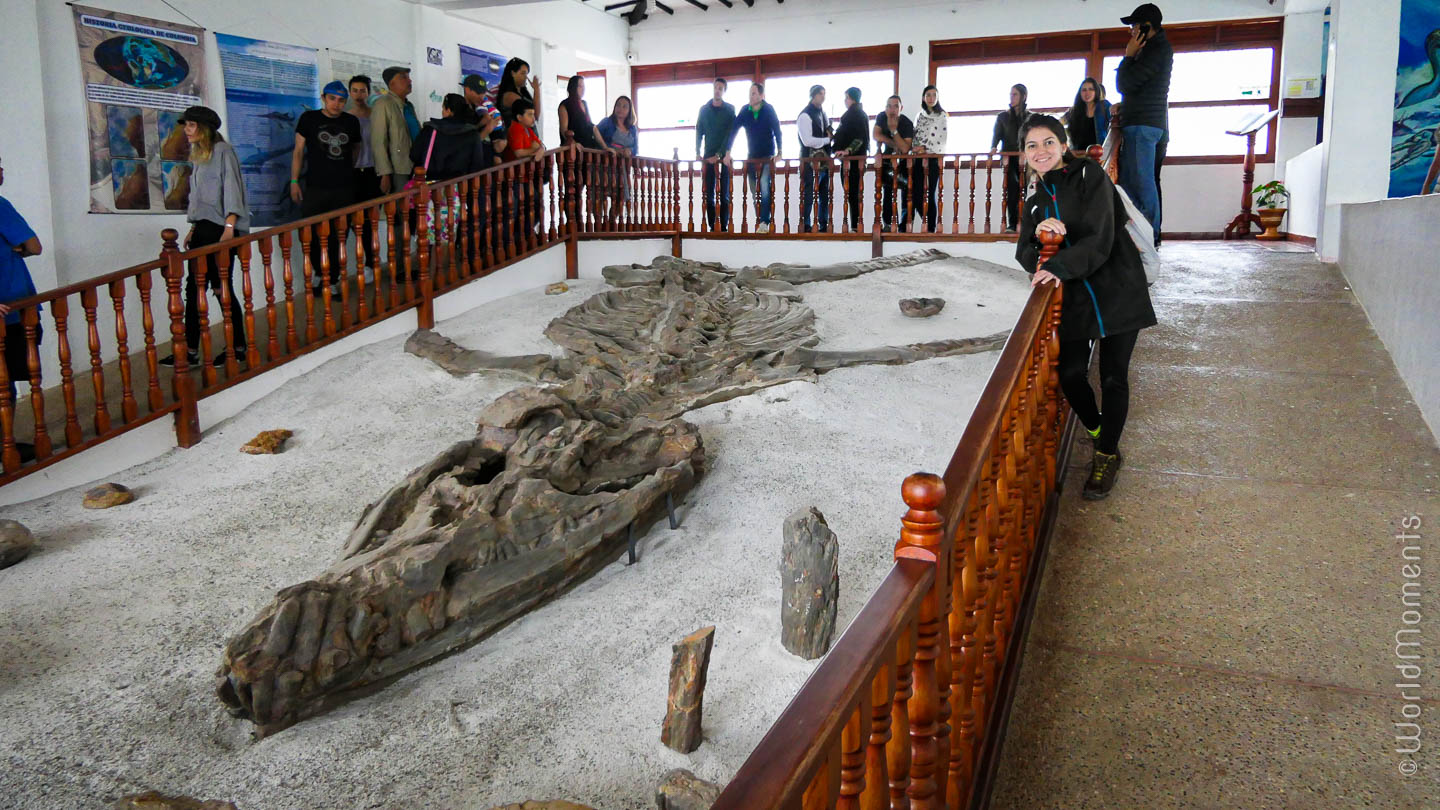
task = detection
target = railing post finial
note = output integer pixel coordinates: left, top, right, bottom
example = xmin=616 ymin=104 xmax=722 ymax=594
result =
xmin=897 ymin=472 xmax=946 ymax=562
xmin=1037 ymin=230 xmax=1064 ymax=268
xmin=160 ymin=228 xmax=180 ymax=257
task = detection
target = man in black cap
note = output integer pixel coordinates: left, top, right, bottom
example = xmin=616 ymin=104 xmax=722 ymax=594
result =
xmin=1116 ymin=3 xmax=1172 ymax=241
xmin=460 ymin=74 xmax=505 ymax=166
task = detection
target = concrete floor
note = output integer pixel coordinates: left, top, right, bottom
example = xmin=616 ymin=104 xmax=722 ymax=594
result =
xmin=990 ymin=242 xmax=1440 ymax=808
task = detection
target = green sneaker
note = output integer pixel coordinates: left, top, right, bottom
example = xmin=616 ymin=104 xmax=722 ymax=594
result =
xmin=1083 ymin=450 xmax=1123 ymax=500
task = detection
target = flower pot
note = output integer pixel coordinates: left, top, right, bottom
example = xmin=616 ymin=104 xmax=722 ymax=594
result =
xmin=1255 ymin=207 xmax=1287 ymax=240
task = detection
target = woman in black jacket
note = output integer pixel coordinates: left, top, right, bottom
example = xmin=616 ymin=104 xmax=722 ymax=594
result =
xmin=1016 ymin=114 xmax=1156 ymax=500
xmin=991 ymin=83 xmax=1027 ymax=233
xmin=410 ymin=94 xmax=488 ymax=251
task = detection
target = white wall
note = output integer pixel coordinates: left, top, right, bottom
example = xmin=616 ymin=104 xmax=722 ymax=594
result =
xmin=0 ymin=0 xmax=59 ymax=293
xmin=1339 ymin=194 xmax=1440 ymax=442
xmin=1318 ymin=0 xmax=1401 ymax=260
xmin=1283 ymin=143 xmax=1322 ymax=238
xmin=1274 ymin=9 xmax=1324 ymax=178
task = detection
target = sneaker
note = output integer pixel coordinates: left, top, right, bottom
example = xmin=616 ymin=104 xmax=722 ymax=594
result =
xmin=1083 ymin=423 xmax=1101 ymax=445
xmin=159 ymin=351 xmax=199 ymax=367
xmin=757 ymin=222 xmax=771 ymax=234
xmin=1083 ymin=451 xmax=1124 ymax=500
xmin=213 ymin=348 xmax=249 ymax=368
xmin=331 ymin=281 xmax=343 ymax=296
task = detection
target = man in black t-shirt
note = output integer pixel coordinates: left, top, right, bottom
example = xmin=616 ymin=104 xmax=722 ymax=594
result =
xmin=873 ymin=95 xmax=914 ymax=232
xmin=291 ymin=81 xmax=363 ymax=292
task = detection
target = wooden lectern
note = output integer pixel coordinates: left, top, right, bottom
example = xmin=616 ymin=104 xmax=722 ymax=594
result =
xmin=1223 ymin=108 xmax=1281 ymax=239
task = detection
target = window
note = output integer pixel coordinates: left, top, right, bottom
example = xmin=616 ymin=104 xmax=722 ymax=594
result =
xmin=931 ymin=17 xmax=1284 ymax=161
xmin=631 ymin=45 xmax=900 ymax=160
xmin=1102 ymin=48 xmax=1274 ymax=156
xmin=934 ymin=58 xmax=1088 ymax=153
xmin=557 ymin=71 xmax=609 ymax=120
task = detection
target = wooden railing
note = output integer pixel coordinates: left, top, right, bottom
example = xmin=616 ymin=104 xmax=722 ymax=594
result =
xmin=711 ymin=231 xmax=1069 ymax=810
xmin=677 ymin=152 xmax=1025 ymax=238
xmin=0 ymin=145 xmax=584 ymax=483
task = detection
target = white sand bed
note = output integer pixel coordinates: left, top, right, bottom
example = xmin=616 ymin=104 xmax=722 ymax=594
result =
xmin=0 ymin=254 xmax=1030 ymax=810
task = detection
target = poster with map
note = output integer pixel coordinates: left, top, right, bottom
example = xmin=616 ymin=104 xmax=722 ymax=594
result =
xmin=72 ymin=6 xmax=208 ymax=213
xmin=1390 ymin=0 xmax=1440 ymax=196
xmin=216 ymin=33 xmax=320 ymax=227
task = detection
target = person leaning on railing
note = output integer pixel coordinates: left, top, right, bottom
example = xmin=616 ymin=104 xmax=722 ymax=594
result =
xmin=411 ymin=94 xmax=490 ymax=252
xmin=911 ymin=85 xmax=948 ymax=233
xmin=0 ymin=155 xmax=42 ymax=462
xmin=291 ymin=81 xmax=362 ymax=296
xmin=726 ymin=82 xmax=783 ymax=233
xmin=597 ymin=95 xmax=639 ymax=226
xmin=695 ymin=78 xmax=736 ymax=232
xmin=501 ymin=98 xmax=546 ymax=245
xmin=991 ymin=83 xmax=1028 ymax=234
xmin=1015 ymin=114 xmax=1156 ymax=500
xmin=163 ymin=106 xmax=250 ymax=369
xmin=874 ymin=94 xmax=915 ymax=233
xmin=796 ymin=84 xmax=834 ymax=233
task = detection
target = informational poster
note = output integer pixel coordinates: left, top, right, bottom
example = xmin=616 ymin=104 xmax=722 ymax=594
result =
xmin=325 ymin=48 xmax=409 ymax=102
xmin=1390 ymin=0 xmax=1440 ymax=196
xmin=459 ymin=45 xmax=506 ymax=95
xmin=71 ymin=6 xmax=208 ymax=214
xmin=215 ymin=34 xmax=319 ymax=227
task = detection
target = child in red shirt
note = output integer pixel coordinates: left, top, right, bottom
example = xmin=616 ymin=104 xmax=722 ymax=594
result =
xmin=503 ymin=100 xmax=544 ymax=162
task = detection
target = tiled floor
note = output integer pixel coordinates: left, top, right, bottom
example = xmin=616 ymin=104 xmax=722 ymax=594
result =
xmin=989 ymin=242 xmax=1440 ymax=809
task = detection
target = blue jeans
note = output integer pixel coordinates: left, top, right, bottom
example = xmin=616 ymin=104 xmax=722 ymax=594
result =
xmin=747 ymin=161 xmax=774 ymax=225
xmin=1120 ymin=124 xmax=1165 ymax=234
xmin=800 ymin=161 xmax=831 ymax=230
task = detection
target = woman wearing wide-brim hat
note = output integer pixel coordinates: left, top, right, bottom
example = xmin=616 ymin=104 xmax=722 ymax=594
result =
xmin=162 ymin=105 xmax=250 ymax=369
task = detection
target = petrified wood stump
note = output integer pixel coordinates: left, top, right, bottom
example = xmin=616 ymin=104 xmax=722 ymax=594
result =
xmin=0 ymin=519 xmax=35 ymax=569
xmin=655 ymin=768 xmax=723 ymax=810
xmin=780 ymin=507 xmax=839 ymax=659
xmin=662 ymin=625 xmax=715 ymax=754
xmin=222 ymin=248 xmax=1012 ymax=736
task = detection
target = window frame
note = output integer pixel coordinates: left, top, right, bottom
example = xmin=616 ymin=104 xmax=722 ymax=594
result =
xmin=631 ymin=44 xmax=901 ymax=163
xmin=929 ymin=17 xmax=1285 ymax=164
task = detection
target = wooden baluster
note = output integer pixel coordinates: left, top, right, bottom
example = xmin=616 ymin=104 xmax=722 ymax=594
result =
xmin=19 ymin=308 xmax=51 ymax=459
xmin=840 ymin=157 xmax=850 ymax=234
xmin=51 ymin=297 xmax=83 ymax=447
xmin=483 ymin=173 xmax=496 ymax=269
xmin=383 ymin=200 xmax=400 ymax=308
xmin=238 ymin=241 xmax=259 ymax=367
xmin=297 ymin=225 xmax=317 ymax=344
xmin=79 ymin=288 xmax=111 ymax=434
xmin=353 ymin=211 xmax=370 ymax=321
xmin=860 ymin=659 xmax=895 ymax=810
xmin=400 ymin=195 xmax=416 ymax=303
xmin=214 ymin=245 xmax=239 ymax=378
xmin=976 ymin=451 xmax=1004 ymax=738
xmin=530 ymin=161 xmax=542 ymax=251
xmin=949 ymin=158 xmax=959 ymax=234
xmin=888 ymin=622 xmax=915 ymax=810
xmin=416 ymin=176 xmax=433 ymax=328
xmin=340 ymin=211 xmax=356 ymax=328
xmin=967 ymin=157 xmax=977 ymax=234
xmin=0 ymin=327 xmax=16 ymax=471
xmin=873 ymin=157 xmax=883 ymax=236
xmin=782 ymin=160 xmax=792 ymax=234
xmin=316 ymin=220 xmax=335 ymax=337
xmin=520 ymin=162 xmax=534 ymax=252
xmin=829 ymin=156 xmax=839 ymax=234
xmin=983 ymin=156 xmax=994 ymax=234
xmin=890 ymin=156 xmax=900 ymax=233
xmin=364 ymin=205 xmax=381 ymax=313
xmin=108 ymin=279 xmax=138 ymax=423
xmin=546 ymin=166 xmax=557 ymax=242
xmin=260 ymin=237 xmax=280 ymax=361
xmin=686 ymin=160 xmax=696 ymax=233
xmin=838 ymin=696 xmax=872 ymax=810
xmin=896 ymin=473 xmax=951 ymax=810
xmin=505 ymin=163 xmax=518 ymax=258
xmin=163 ymin=231 xmax=200 ymax=447
xmin=801 ymin=748 xmax=842 ymax=810
xmin=135 ymin=269 xmax=163 ymax=412
xmin=948 ymin=489 xmax=982 ymax=805
xmin=671 ymin=154 xmax=681 ymax=235
xmin=279 ymin=231 xmax=298 ymax=353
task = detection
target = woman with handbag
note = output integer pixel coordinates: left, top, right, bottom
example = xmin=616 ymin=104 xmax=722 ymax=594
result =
xmin=409 ymin=94 xmax=488 ymax=249
xmin=1015 ymin=114 xmax=1156 ymax=500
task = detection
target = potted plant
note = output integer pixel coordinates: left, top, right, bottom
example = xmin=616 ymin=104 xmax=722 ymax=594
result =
xmin=1252 ymin=180 xmax=1290 ymax=240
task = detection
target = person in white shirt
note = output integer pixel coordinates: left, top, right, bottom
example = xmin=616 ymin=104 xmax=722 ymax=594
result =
xmin=796 ymin=84 xmax=834 ymax=233
xmin=911 ymin=84 xmax=948 ymax=233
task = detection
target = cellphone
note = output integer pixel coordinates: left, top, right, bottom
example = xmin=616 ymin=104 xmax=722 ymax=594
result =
xmin=1137 ymin=22 xmax=1152 ymax=38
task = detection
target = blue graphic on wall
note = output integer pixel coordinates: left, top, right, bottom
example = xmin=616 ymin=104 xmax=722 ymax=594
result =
xmin=215 ymin=33 xmax=319 ymax=226
xmin=459 ymin=45 xmax=507 ymax=98
xmin=1390 ymin=1 xmax=1440 ymax=196
xmin=94 ymin=35 xmax=190 ymax=89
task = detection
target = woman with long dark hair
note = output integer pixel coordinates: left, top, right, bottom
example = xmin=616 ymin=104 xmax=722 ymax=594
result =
xmin=991 ymin=83 xmax=1028 ymax=233
xmin=497 ymin=57 xmax=540 ymax=127
xmin=597 ymin=95 xmax=639 ymax=225
xmin=1063 ymin=77 xmax=1111 ymax=151
xmin=911 ymin=84 xmax=947 ymax=232
xmin=164 ymin=105 xmax=249 ymax=368
xmin=558 ymin=75 xmax=608 ymax=150
xmin=1015 ymin=114 xmax=1156 ymax=500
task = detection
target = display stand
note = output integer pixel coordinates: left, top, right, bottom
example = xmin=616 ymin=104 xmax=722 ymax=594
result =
xmin=1223 ymin=108 xmax=1281 ymax=239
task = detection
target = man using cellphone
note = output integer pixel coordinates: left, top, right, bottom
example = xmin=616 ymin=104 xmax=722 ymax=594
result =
xmin=1116 ymin=3 xmax=1173 ymax=242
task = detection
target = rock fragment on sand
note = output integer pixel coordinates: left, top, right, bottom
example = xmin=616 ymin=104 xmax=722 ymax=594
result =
xmin=662 ymin=625 xmax=715 ymax=753
xmin=0 ymin=519 xmax=35 ymax=569
xmin=112 ymin=792 xmax=237 ymax=809
xmin=780 ymin=507 xmax=839 ymax=659
xmin=240 ymin=429 xmax=293 ymax=455
xmin=899 ymin=297 xmax=946 ymax=318
xmin=486 ymin=802 xmax=594 ymax=810
xmin=545 ymin=282 xmax=570 ymax=295
xmin=655 ymin=768 xmax=723 ymax=810
xmin=83 ymin=482 xmax=134 ymax=509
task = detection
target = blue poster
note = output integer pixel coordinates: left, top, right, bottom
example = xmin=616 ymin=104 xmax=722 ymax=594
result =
xmin=1390 ymin=0 xmax=1440 ymax=196
xmin=459 ymin=45 xmax=506 ymax=97
xmin=215 ymin=33 xmax=319 ymax=226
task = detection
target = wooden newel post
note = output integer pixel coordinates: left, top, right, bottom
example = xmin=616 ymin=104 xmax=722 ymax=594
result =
xmin=160 ymin=228 xmax=199 ymax=447
xmin=895 ymin=472 xmax=953 ymax=810
xmin=412 ymin=166 xmax=434 ymax=329
xmin=1037 ymin=230 xmax=1063 ymax=269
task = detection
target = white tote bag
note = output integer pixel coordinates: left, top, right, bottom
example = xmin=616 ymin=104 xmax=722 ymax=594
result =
xmin=1115 ymin=183 xmax=1160 ymax=285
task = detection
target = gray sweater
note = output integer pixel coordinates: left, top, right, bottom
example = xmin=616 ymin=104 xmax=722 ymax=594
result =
xmin=187 ymin=141 xmax=250 ymax=232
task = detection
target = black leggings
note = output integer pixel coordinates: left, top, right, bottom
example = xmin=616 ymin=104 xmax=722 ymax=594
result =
xmin=1057 ymin=329 xmax=1139 ymax=455
xmin=185 ymin=219 xmax=247 ymax=354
